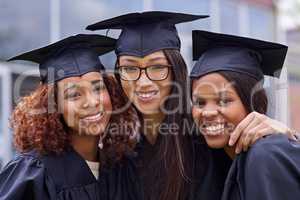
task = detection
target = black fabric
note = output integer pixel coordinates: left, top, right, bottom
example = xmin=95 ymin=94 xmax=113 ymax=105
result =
xmin=222 ymin=134 xmax=300 ymax=200
xmin=8 ymin=34 xmax=116 ymax=83
xmin=86 ymin=11 xmax=208 ymax=57
xmin=190 ymin=142 xmax=232 ymax=200
xmin=191 ymin=30 xmax=288 ymax=80
xmin=0 ymin=148 xmax=142 ymax=200
xmin=103 ymin=150 xmax=143 ymax=200
xmin=133 ymin=133 xmax=166 ymax=200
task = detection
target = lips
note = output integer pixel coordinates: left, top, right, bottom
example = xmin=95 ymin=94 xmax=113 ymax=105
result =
xmin=135 ymin=90 xmax=159 ymax=102
xmin=200 ymin=122 xmax=228 ymax=136
xmin=82 ymin=112 xmax=105 ymax=122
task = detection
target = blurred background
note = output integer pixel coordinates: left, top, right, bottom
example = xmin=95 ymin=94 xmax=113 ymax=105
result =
xmin=0 ymin=0 xmax=299 ymax=168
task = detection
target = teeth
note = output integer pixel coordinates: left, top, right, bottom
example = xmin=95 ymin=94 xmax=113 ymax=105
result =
xmin=202 ymin=123 xmax=225 ymax=135
xmin=84 ymin=112 xmax=103 ymax=121
xmin=136 ymin=91 xmax=158 ymax=98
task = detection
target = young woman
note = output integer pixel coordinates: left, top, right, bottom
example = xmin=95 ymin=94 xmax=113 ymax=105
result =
xmin=86 ymin=12 xmax=298 ymax=200
xmin=0 ymin=34 xmax=141 ymax=200
xmin=191 ymin=30 xmax=300 ymax=200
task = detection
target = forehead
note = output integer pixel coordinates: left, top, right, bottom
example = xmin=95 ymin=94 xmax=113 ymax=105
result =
xmin=192 ymin=73 xmax=236 ymax=94
xmin=119 ymin=50 xmax=167 ymax=63
xmin=57 ymin=72 xmax=103 ymax=86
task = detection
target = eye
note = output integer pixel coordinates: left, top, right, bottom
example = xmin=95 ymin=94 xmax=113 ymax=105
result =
xmin=149 ymin=65 xmax=168 ymax=71
xmin=120 ymin=66 xmax=139 ymax=73
xmin=93 ymin=83 xmax=106 ymax=93
xmin=65 ymin=91 xmax=81 ymax=100
xmin=192 ymin=98 xmax=206 ymax=108
xmin=218 ymin=98 xmax=232 ymax=107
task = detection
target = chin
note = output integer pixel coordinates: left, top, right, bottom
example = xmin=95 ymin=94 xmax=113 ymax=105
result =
xmin=134 ymin=103 xmax=161 ymax=115
xmin=79 ymin=118 xmax=109 ymax=136
xmin=204 ymin=135 xmax=229 ymax=149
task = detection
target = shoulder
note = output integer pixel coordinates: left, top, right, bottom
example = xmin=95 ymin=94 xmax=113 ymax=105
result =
xmin=237 ymin=134 xmax=300 ymax=173
xmin=3 ymin=151 xmax=43 ymax=169
xmin=0 ymin=150 xmax=70 ymax=175
xmin=0 ymin=152 xmax=57 ymax=200
xmin=245 ymin=134 xmax=298 ymax=160
xmin=0 ymin=151 xmax=48 ymax=181
xmin=224 ymin=135 xmax=300 ymax=200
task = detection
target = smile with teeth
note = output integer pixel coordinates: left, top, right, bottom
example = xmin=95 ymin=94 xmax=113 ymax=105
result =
xmin=82 ymin=112 xmax=104 ymax=122
xmin=201 ymin=123 xmax=226 ymax=136
xmin=135 ymin=91 xmax=159 ymax=100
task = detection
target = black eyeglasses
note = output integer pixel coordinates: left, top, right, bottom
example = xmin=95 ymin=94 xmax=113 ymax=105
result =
xmin=117 ymin=65 xmax=171 ymax=81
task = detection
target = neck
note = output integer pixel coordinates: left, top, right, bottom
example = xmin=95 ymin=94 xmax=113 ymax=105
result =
xmin=71 ymin=132 xmax=100 ymax=162
xmin=142 ymin=112 xmax=165 ymax=145
xmin=224 ymin=145 xmax=236 ymax=160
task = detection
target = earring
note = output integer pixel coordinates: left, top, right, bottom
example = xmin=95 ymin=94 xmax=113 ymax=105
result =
xmin=98 ymin=130 xmax=108 ymax=149
xmin=98 ymin=141 xmax=103 ymax=149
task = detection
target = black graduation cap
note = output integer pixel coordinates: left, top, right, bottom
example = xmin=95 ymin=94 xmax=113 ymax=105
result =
xmin=190 ymin=30 xmax=288 ymax=80
xmin=9 ymin=34 xmax=116 ymax=83
xmin=86 ymin=11 xmax=209 ymax=57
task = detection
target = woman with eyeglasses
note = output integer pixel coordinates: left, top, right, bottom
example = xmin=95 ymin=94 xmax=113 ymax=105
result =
xmin=86 ymin=11 xmax=298 ymax=200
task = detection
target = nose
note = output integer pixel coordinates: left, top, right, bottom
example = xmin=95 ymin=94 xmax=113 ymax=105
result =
xmin=202 ymin=110 xmax=218 ymax=118
xmin=136 ymin=70 xmax=152 ymax=86
xmin=201 ymin=104 xmax=219 ymax=119
xmin=84 ymin=92 xmax=100 ymax=109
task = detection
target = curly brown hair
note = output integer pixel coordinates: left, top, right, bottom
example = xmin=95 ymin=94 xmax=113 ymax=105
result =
xmin=11 ymin=74 xmax=139 ymax=161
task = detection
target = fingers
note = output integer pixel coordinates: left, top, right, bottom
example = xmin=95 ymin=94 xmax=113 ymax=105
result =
xmin=229 ymin=111 xmax=293 ymax=154
xmin=241 ymin=123 xmax=264 ymax=152
xmin=250 ymin=126 xmax=273 ymax=146
xmin=239 ymin=117 xmax=266 ymax=151
xmin=229 ymin=112 xmax=256 ymax=146
xmin=243 ymin=123 xmax=275 ymax=151
xmin=233 ymin=112 xmax=267 ymax=154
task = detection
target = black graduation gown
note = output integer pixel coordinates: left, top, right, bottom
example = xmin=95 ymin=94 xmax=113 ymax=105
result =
xmin=133 ymin=133 xmax=167 ymax=200
xmin=222 ymin=134 xmax=300 ymax=200
xmin=190 ymin=141 xmax=232 ymax=200
xmin=0 ymin=148 xmax=142 ymax=200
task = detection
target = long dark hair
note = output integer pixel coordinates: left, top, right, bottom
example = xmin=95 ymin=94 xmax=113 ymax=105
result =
xmin=218 ymin=71 xmax=268 ymax=114
xmin=115 ymin=49 xmax=197 ymax=200
xmin=158 ymin=49 xmax=194 ymax=200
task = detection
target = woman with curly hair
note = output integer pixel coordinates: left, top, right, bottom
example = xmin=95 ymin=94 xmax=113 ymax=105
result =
xmin=0 ymin=34 xmax=141 ymax=200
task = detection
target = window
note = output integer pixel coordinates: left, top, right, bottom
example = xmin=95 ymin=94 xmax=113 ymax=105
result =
xmin=59 ymin=0 xmax=144 ymax=69
xmin=153 ymin=0 xmax=210 ymax=31
xmin=0 ymin=0 xmax=50 ymax=60
xmin=249 ymin=5 xmax=275 ymax=40
xmin=60 ymin=0 xmax=144 ymax=37
xmin=12 ymin=73 xmax=40 ymax=107
xmin=152 ymin=0 xmax=211 ymax=69
xmin=220 ymin=0 xmax=239 ymax=34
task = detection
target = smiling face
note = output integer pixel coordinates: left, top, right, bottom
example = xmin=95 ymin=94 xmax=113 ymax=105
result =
xmin=57 ymin=72 xmax=112 ymax=136
xmin=118 ymin=50 xmax=173 ymax=115
xmin=192 ymin=73 xmax=248 ymax=148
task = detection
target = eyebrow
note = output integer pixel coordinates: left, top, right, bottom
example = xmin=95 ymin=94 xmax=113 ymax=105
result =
xmin=64 ymin=79 xmax=103 ymax=92
xmin=91 ymin=79 xmax=102 ymax=84
xmin=64 ymin=83 xmax=79 ymax=93
xmin=147 ymin=57 xmax=168 ymax=63
xmin=120 ymin=58 xmax=140 ymax=64
xmin=219 ymin=90 xmax=235 ymax=96
xmin=193 ymin=91 xmax=234 ymax=97
xmin=192 ymin=93 xmax=217 ymax=99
